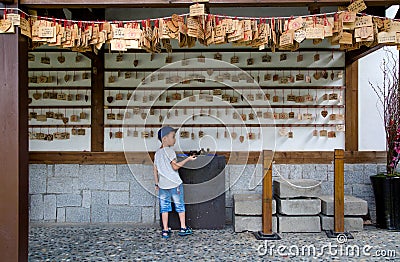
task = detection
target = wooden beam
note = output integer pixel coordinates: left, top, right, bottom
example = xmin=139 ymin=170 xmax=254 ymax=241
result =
xmin=90 ymin=50 xmax=105 ymax=152
xmin=0 ymin=0 xmax=15 ymax=4
xmin=346 ymin=44 xmax=385 ymax=65
xmin=364 ymin=5 xmax=386 ymax=17
xmin=273 ymin=151 xmax=334 ymax=164
xmin=344 ymin=151 xmax=387 ymax=163
xmin=308 ymin=5 xmax=320 ymax=15
xmin=344 ymin=57 xmax=358 ymax=151
xmin=274 ymin=151 xmax=387 ymax=163
xmin=28 ymin=151 xmax=263 ymax=165
xmin=28 ymin=151 xmax=387 ymax=164
xmin=20 ymin=0 xmax=400 ymax=8
xmin=69 ymin=8 xmax=105 ymax=21
xmin=395 ymin=6 xmax=400 ymax=20
xmin=36 ymin=8 xmax=67 ymax=19
xmin=0 ymin=13 xmax=29 ymax=261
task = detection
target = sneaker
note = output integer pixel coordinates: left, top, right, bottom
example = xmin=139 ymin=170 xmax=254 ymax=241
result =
xmin=161 ymin=229 xmax=172 ymax=239
xmin=178 ymin=226 xmax=193 ymax=236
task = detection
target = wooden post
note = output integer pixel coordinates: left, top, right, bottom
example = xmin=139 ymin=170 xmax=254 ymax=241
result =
xmin=334 ymin=149 xmax=345 ymax=233
xmin=90 ymin=50 xmax=105 ymax=152
xmin=262 ymin=150 xmax=273 ymax=234
xmin=255 ymin=150 xmax=280 ymax=240
xmin=0 ymin=17 xmax=29 ymax=261
xmin=345 ymin=57 xmax=359 ymax=151
xmin=327 ymin=148 xmax=353 ymax=238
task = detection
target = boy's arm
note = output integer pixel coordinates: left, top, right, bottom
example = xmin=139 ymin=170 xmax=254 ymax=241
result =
xmin=153 ymin=164 xmax=159 ymax=187
xmin=171 ymin=155 xmax=196 ymax=171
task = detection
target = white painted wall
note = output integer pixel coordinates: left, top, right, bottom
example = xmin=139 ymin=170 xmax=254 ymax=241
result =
xmin=358 ymin=47 xmax=399 ymax=151
xmin=104 ymin=51 xmax=345 ymax=152
xmin=28 ymin=52 xmax=92 ymax=151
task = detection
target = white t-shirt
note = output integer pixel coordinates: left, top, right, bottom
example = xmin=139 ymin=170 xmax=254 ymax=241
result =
xmin=154 ymin=147 xmax=182 ymax=189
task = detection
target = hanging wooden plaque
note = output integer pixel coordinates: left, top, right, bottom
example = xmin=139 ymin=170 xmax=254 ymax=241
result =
xmin=347 ymin=0 xmax=367 ymax=13
xmin=190 ymin=4 xmax=205 ymax=17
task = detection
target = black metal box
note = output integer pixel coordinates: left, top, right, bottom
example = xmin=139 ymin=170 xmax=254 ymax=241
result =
xmin=159 ymin=155 xmax=226 ymax=229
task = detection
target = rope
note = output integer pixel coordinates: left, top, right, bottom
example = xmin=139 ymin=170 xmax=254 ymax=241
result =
xmin=0 ymin=8 xmax=399 ymax=24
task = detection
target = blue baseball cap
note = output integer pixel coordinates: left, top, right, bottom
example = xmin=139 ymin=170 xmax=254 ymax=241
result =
xmin=158 ymin=126 xmax=178 ymax=142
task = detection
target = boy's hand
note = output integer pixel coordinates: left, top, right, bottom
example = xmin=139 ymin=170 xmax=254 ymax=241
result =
xmin=187 ymin=155 xmax=197 ymax=161
xmin=172 ymin=155 xmax=197 ymax=170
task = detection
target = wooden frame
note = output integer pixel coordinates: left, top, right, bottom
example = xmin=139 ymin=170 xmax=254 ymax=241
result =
xmin=27 ymin=49 xmax=349 ymax=156
xmin=20 ymin=0 xmax=400 ymax=8
xmin=2 ymin=1 xmax=392 ymax=260
xmin=104 ymin=86 xmax=345 ymax=91
xmin=0 ymin=24 xmax=29 ymax=261
xmin=26 ymin=50 xmax=373 ymax=163
xmin=25 ymin=13 xmax=384 ymax=164
xmin=345 ymin=57 xmax=358 ymax=151
xmin=29 ymin=151 xmax=387 ymax=164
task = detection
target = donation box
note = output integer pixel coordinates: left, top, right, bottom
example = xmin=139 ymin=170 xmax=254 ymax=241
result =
xmin=160 ymin=155 xmax=226 ymax=229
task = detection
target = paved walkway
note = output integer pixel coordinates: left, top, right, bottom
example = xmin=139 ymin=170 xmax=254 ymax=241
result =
xmin=29 ymin=224 xmax=399 ymax=261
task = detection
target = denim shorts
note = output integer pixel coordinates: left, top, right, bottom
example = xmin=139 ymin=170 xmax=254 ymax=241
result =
xmin=159 ymin=184 xmax=185 ymax=213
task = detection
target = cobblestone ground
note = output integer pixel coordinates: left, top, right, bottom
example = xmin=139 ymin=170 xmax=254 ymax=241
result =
xmin=29 ymin=224 xmax=399 ymax=261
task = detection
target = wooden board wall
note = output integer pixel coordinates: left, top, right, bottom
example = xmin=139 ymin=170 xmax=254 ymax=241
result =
xmin=29 ymin=151 xmax=387 ymax=165
xmin=28 ymin=36 xmax=388 ymax=166
xmin=0 ymin=26 xmax=29 ymax=261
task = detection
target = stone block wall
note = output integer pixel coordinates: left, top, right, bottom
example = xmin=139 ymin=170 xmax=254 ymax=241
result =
xmin=226 ymin=163 xmax=380 ymax=222
xmin=29 ymin=164 xmax=157 ymax=224
xmin=29 ymin=163 xmax=382 ymax=224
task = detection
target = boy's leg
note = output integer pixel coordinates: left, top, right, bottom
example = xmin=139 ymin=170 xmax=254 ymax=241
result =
xmin=159 ymin=188 xmax=172 ymax=231
xmin=172 ymin=184 xmax=187 ymax=229
xmin=161 ymin=212 xmax=169 ymax=231
xmin=178 ymin=212 xmax=186 ymax=229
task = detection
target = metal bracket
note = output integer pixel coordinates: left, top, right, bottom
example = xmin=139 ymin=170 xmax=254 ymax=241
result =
xmin=254 ymin=231 xmax=281 ymax=240
xmin=326 ymin=230 xmax=354 ymax=239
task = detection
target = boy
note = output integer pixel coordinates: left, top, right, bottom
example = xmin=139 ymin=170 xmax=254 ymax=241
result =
xmin=154 ymin=126 xmax=197 ymax=239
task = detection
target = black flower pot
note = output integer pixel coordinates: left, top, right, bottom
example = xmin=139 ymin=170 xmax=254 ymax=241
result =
xmin=370 ymin=175 xmax=400 ymax=230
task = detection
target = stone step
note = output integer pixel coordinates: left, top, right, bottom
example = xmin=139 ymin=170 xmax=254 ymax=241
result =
xmin=234 ymin=215 xmax=277 ymax=233
xmin=233 ymin=194 xmax=276 ymax=215
xmin=320 ymin=214 xmax=364 ymax=232
xmin=277 ymin=215 xmax=321 ymax=233
xmin=276 ymin=198 xmax=321 ymax=215
xmin=273 ymin=179 xmax=322 ymax=198
xmin=319 ymin=195 xmax=368 ymax=216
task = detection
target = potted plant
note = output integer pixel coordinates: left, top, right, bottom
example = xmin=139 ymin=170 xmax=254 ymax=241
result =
xmin=369 ymin=47 xmax=400 ymax=230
